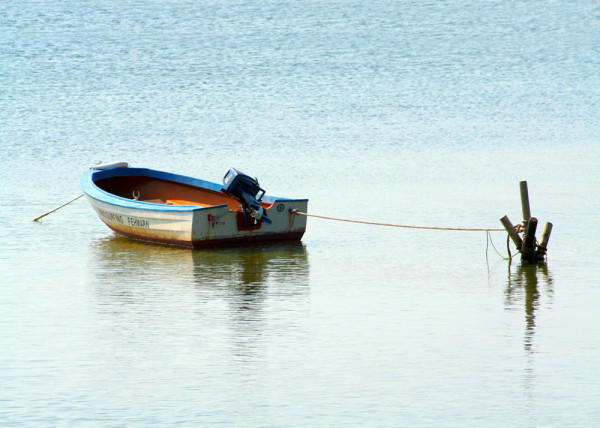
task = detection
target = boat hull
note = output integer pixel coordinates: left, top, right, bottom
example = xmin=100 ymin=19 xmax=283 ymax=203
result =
xmin=81 ymin=166 xmax=308 ymax=248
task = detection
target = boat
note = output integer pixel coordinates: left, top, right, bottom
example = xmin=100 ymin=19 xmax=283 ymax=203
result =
xmin=80 ymin=162 xmax=308 ymax=248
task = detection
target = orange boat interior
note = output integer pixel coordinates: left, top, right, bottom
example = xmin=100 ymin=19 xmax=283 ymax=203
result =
xmin=95 ymin=175 xmax=273 ymax=210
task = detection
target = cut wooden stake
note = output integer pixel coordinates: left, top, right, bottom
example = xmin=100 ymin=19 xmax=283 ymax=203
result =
xmin=500 ymin=215 xmax=523 ymax=250
xmin=535 ymin=222 xmax=553 ymax=259
xmin=520 ymin=181 xmax=531 ymax=223
xmin=521 ymin=217 xmax=538 ymax=262
xmin=539 ymin=222 xmax=553 ymax=248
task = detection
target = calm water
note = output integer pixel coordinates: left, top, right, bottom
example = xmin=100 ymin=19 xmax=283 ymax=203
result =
xmin=2 ymin=0 xmax=600 ymax=425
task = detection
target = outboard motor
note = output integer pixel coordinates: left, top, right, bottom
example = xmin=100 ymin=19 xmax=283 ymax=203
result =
xmin=222 ymin=168 xmax=271 ymax=225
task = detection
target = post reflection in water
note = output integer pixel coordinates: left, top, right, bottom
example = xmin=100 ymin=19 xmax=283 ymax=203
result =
xmin=505 ymin=262 xmax=554 ymax=352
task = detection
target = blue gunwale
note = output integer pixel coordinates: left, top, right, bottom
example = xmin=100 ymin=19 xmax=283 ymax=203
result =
xmin=80 ymin=167 xmax=308 ymax=212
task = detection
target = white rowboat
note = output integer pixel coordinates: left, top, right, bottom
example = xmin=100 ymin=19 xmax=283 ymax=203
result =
xmin=80 ymin=162 xmax=308 ymax=248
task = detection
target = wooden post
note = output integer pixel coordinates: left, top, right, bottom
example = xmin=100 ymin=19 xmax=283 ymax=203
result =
xmin=520 ymin=181 xmax=531 ymax=225
xmin=539 ymin=222 xmax=552 ymax=248
xmin=535 ymin=222 xmax=553 ymax=260
xmin=500 ymin=181 xmax=552 ymax=263
xmin=500 ymin=215 xmax=523 ymax=250
xmin=521 ymin=217 xmax=538 ymax=262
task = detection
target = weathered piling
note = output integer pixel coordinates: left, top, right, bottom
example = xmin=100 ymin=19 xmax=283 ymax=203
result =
xmin=521 ymin=217 xmax=538 ymax=263
xmin=500 ymin=215 xmax=523 ymax=250
xmin=535 ymin=222 xmax=553 ymax=259
xmin=520 ymin=180 xmax=531 ymax=226
xmin=500 ymin=181 xmax=552 ymax=263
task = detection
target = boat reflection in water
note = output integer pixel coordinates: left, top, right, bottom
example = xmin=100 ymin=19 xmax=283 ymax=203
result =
xmin=89 ymin=236 xmax=310 ymax=316
xmin=505 ymin=262 xmax=554 ymax=352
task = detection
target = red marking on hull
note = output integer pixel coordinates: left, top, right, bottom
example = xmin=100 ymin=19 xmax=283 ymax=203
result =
xmin=106 ymin=224 xmax=304 ymax=249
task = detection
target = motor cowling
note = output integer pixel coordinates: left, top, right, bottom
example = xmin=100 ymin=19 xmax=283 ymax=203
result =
xmin=222 ymin=168 xmax=271 ymax=224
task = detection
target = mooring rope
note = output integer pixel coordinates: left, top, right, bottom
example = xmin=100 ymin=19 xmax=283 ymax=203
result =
xmin=291 ymin=210 xmax=505 ymax=232
xmin=33 ymin=193 xmax=85 ymax=222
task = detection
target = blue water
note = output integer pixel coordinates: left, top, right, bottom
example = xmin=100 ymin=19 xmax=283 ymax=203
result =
xmin=2 ymin=0 xmax=600 ymax=426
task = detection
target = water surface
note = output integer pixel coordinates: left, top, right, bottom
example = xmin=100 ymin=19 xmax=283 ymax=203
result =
xmin=1 ymin=0 xmax=599 ymax=425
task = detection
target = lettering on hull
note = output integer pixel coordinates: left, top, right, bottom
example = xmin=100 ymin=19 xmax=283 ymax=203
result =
xmin=126 ymin=217 xmax=150 ymax=229
xmin=97 ymin=208 xmax=124 ymax=224
xmin=97 ymin=208 xmax=149 ymax=229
